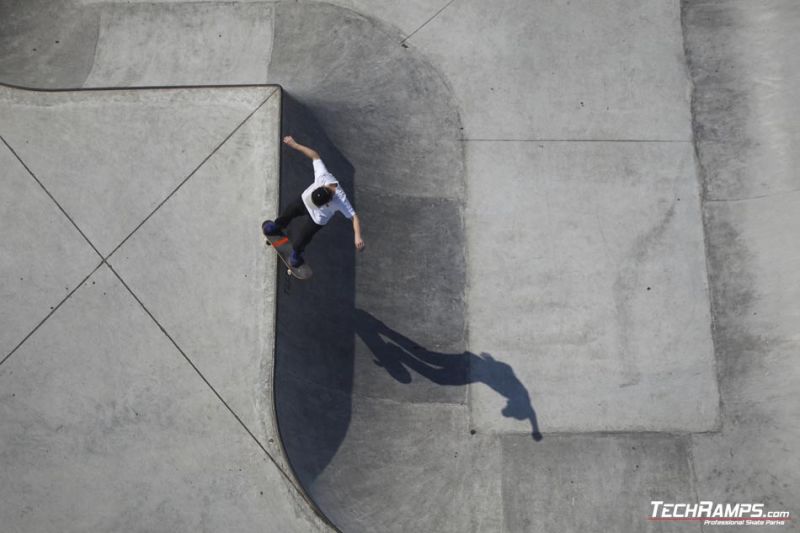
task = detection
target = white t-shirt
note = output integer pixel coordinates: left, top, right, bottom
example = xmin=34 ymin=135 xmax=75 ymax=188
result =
xmin=301 ymin=159 xmax=356 ymax=225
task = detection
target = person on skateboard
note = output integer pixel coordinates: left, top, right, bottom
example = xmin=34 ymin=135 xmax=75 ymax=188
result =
xmin=262 ymin=135 xmax=365 ymax=267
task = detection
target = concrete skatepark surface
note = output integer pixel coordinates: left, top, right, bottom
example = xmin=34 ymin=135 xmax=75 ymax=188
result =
xmin=1 ymin=1 xmax=798 ymax=532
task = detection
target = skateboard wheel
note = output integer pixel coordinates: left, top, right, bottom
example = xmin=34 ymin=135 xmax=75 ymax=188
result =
xmin=287 ymin=269 xmax=292 ymax=276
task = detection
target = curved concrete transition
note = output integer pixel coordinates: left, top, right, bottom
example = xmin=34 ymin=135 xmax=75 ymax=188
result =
xmin=269 ymin=5 xmax=473 ymax=532
xmin=1 ymin=0 xmax=798 ymax=532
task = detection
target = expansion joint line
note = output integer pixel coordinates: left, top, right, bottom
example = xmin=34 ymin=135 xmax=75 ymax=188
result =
xmin=704 ymin=186 xmax=800 ymax=203
xmin=106 ymin=263 xmax=320 ymax=523
xmin=1 ymin=89 xmax=276 ymax=364
xmin=0 ymin=133 xmax=106 ymax=367
xmin=0 ymin=264 xmax=104 ymax=368
xmin=401 ymin=0 xmax=459 ymax=44
xmin=105 ymin=88 xmax=279 ymax=261
xmin=0 ymin=134 xmax=105 ymax=260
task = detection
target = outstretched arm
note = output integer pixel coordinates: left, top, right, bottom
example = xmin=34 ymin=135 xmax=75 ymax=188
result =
xmin=352 ymin=214 xmax=365 ymax=251
xmin=283 ymin=135 xmax=320 ymax=160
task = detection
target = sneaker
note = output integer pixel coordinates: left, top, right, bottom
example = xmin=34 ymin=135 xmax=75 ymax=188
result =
xmin=289 ymin=250 xmax=305 ymax=268
xmin=262 ymin=220 xmax=283 ymax=236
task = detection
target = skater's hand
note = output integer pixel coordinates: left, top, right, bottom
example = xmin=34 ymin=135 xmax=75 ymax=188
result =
xmin=355 ymin=236 xmax=365 ymax=251
xmin=283 ymin=135 xmax=297 ymax=147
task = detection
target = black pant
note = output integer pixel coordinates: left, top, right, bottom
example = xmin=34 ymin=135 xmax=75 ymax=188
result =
xmin=275 ymin=197 xmax=323 ymax=253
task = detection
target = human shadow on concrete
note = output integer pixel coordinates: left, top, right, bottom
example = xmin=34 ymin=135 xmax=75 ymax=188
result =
xmin=355 ymin=309 xmax=543 ymax=441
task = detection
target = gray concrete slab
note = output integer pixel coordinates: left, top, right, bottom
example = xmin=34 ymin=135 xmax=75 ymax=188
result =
xmin=293 ymin=386 xmax=505 ymax=533
xmin=684 ymin=2 xmax=800 ymax=528
xmin=110 ymin=88 xmax=280 ymax=448
xmin=0 ymin=264 xmax=326 ymax=533
xmin=0 ymin=86 xmax=272 ymax=256
xmin=683 ymin=0 xmax=800 ymax=200
xmin=354 ymin=193 xmax=466 ymax=404
xmin=0 ymin=136 xmax=100 ymax=359
xmin=466 ymin=140 xmax=718 ymax=433
xmin=407 ymin=0 xmax=693 ymax=141
xmin=501 ymin=434 xmax=699 ymax=532
xmin=690 ymin=196 xmax=800 ymax=530
xmin=0 ymin=0 xmax=100 ymax=88
xmin=85 ymin=2 xmax=273 ymax=87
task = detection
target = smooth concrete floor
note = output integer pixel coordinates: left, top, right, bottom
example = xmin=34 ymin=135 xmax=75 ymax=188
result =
xmin=0 ymin=1 xmax=798 ymax=532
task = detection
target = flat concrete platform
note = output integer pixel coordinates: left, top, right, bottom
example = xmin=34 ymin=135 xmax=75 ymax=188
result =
xmin=0 ymin=84 xmax=330 ymax=531
xmin=1 ymin=1 xmax=797 ymax=532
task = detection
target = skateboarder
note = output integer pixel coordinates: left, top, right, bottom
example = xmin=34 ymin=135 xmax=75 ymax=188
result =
xmin=263 ymin=136 xmax=365 ymax=267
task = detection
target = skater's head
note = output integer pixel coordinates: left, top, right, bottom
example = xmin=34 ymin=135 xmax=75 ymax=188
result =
xmin=311 ymin=186 xmax=334 ymax=207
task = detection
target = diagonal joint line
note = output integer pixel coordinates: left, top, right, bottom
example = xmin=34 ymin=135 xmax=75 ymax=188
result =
xmin=0 ymin=135 xmax=106 ymax=367
xmin=402 ymin=0 xmax=459 ymax=44
xmin=104 ymin=262 xmax=325 ymax=525
xmin=0 ymin=134 xmax=104 ymax=261
xmin=105 ymin=88 xmax=280 ymax=261
xmin=0 ymin=262 xmax=104 ymax=368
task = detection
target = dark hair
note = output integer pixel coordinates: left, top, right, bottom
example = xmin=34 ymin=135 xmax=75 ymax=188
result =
xmin=311 ymin=186 xmax=333 ymax=207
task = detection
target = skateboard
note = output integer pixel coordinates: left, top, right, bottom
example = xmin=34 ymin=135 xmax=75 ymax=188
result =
xmin=262 ymin=221 xmax=313 ymax=280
